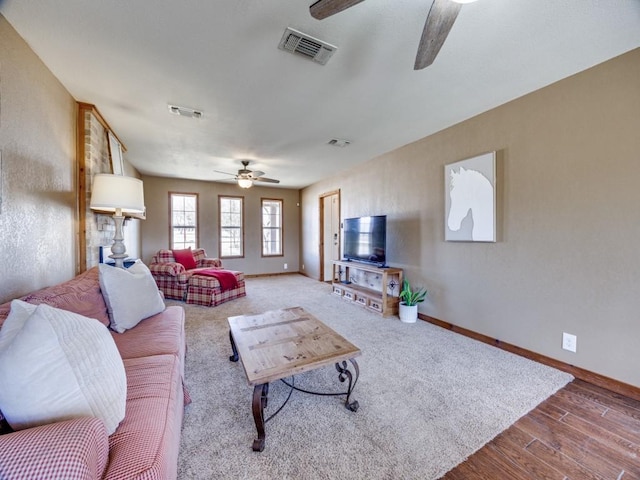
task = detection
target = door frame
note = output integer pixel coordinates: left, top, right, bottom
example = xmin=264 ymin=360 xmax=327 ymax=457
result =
xmin=318 ymin=189 xmax=340 ymax=282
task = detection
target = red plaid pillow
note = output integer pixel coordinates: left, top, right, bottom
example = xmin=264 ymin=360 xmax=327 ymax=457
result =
xmin=172 ymin=248 xmax=197 ymax=270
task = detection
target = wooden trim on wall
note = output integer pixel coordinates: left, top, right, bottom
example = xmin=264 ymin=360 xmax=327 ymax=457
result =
xmin=76 ymin=104 xmax=87 ymax=274
xmin=77 ymin=102 xmax=128 ymax=273
xmin=420 ymin=313 xmax=640 ymax=402
xmin=244 ymin=272 xmax=299 ymax=279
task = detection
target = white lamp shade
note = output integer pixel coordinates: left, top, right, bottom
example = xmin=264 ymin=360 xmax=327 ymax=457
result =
xmin=90 ymin=174 xmax=145 ymax=214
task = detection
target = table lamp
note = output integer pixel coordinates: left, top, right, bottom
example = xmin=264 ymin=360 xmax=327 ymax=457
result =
xmin=90 ymin=174 xmax=145 ymax=268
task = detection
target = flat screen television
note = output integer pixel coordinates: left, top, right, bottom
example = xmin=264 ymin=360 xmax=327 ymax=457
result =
xmin=343 ymin=215 xmax=387 ymax=266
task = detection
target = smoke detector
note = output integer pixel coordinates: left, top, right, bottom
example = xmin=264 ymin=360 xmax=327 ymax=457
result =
xmin=168 ymin=105 xmax=203 ymax=119
xmin=278 ymin=27 xmax=337 ymax=65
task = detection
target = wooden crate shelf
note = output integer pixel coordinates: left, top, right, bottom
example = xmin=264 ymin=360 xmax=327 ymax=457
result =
xmin=331 ymin=260 xmax=403 ymax=317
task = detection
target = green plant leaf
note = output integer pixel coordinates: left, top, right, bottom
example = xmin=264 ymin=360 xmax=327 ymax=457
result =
xmin=399 ymin=278 xmax=427 ymax=306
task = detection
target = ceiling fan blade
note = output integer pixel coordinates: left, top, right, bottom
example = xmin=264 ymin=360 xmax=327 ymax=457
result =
xmin=414 ymin=0 xmax=462 ymax=70
xmin=249 ymin=170 xmax=265 ymax=178
xmin=310 ymin=0 xmax=366 ymax=20
xmin=254 ymin=177 xmax=280 ymax=184
xmin=213 ymin=170 xmax=236 ymax=176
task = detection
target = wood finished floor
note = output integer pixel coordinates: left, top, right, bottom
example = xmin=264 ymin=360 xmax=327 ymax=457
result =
xmin=443 ymin=379 xmax=640 ymax=480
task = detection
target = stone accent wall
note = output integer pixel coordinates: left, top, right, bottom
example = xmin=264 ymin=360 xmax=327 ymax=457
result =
xmin=83 ymin=110 xmax=114 ymax=268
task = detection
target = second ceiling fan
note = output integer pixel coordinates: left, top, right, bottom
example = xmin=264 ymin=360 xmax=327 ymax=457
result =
xmin=215 ymin=160 xmax=280 ymax=189
xmin=309 ymin=0 xmax=476 ymax=70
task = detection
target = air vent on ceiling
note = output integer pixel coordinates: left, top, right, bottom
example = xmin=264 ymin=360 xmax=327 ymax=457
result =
xmin=278 ymin=27 xmax=337 ymax=65
xmin=328 ymin=138 xmax=351 ymax=147
xmin=168 ymin=104 xmax=203 ymax=119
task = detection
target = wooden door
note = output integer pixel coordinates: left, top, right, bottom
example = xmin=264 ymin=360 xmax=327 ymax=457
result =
xmin=319 ymin=191 xmax=340 ymax=282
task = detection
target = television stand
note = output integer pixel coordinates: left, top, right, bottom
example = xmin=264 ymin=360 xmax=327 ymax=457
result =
xmin=331 ymin=260 xmax=403 ymax=317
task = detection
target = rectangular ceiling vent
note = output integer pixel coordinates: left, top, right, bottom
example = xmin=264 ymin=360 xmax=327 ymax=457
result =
xmin=278 ymin=27 xmax=337 ymax=65
xmin=168 ymin=105 xmax=203 ymax=119
xmin=328 ymin=138 xmax=351 ymax=147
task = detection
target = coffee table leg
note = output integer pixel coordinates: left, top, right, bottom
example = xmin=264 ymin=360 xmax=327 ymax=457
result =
xmin=252 ymin=383 xmax=269 ymax=452
xmin=229 ymin=331 xmax=239 ymax=362
xmin=335 ymin=359 xmax=360 ymax=412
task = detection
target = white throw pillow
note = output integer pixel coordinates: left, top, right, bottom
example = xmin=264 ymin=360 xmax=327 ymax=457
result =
xmin=0 ymin=300 xmax=37 ymax=350
xmin=98 ymin=260 xmax=165 ymax=333
xmin=0 ymin=303 xmax=126 ymax=434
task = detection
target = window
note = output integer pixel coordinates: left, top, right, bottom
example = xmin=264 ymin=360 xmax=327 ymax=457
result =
xmin=170 ymin=193 xmax=198 ymax=249
xmin=261 ymin=199 xmax=283 ymax=257
xmin=219 ymin=196 xmax=244 ymax=258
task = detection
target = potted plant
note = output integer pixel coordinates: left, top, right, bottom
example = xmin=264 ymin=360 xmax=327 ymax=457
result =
xmin=398 ymin=278 xmax=427 ymax=323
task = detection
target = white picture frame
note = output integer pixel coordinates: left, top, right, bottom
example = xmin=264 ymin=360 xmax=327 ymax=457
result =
xmin=108 ymin=131 xmax=124 ymax=175
xmin=444 ymin=151 xmax=497 ymax=242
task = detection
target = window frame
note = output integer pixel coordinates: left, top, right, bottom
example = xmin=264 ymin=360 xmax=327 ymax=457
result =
xmin=169 ymin=192 xmax=199 ymax=250
xmin=218 ymin=195 xmax=245 ymax=259
xmin=261 ymin=198 xmax=284 ymax=257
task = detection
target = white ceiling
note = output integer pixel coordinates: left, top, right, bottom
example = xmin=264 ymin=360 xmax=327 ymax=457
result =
xmin=2 ymin=1 xmax=640 ymax=188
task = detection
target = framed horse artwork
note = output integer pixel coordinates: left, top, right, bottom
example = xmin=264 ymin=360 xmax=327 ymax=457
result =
xmin=444 ymin=152 xmax=497 ymax=242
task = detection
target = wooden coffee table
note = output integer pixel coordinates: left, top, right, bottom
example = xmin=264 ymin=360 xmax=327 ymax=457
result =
xmin=228 ymin=307 xmax=361 ymax=451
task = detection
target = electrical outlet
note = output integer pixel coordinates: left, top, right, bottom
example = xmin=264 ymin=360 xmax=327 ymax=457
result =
xmin=562 ymin=332 xmax=577 ymax=353
xmin=302 ymin=264 xmax=305 ymax=270
xmin=284 ymin=263 xmax=288 ymax=270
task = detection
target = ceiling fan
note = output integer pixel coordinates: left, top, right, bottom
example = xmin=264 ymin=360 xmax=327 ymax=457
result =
xmin=214 ymin=160 xmax=280 ymax=189
xmin=309 ymin=0 xmax=477 ymax=70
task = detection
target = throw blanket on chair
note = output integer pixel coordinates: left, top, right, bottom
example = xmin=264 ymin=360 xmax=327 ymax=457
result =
xmin=195 ymin=269 xmax=239 ymax=292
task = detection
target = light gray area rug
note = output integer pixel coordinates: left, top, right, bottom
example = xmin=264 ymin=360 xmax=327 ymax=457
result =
xmin=174 ymin=274 xmax=572 ymax=479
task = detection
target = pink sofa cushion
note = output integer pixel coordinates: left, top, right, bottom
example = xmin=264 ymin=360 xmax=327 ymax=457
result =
xmin=0 ymin=305 xmax=10 ymax=328
xmin=0 ymin=417 xmax=109 ymax=480
xmin=111 ymin=305 xmax=185 ymax=377
xmin=16 ymin=268 xmax=110 ymax=327
xmin=104 ymin=355 xmax=183 ymax=480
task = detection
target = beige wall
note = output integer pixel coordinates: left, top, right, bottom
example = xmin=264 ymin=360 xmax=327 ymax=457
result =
xmin=0 ymin=16 xmax=77 ymax=303
xmin=141 ymin=175 xmax=300 ymax=275
xmin=301 ymin=48 xmax=640 ymax=387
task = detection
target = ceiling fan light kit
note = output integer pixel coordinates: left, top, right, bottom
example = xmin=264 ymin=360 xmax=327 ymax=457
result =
xmin=213 ymin=160 xmax=281 ymax=189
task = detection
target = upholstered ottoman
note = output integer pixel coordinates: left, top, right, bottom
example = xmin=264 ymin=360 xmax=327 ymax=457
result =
xmin=185 ymin=270 xmax=246 ymax=307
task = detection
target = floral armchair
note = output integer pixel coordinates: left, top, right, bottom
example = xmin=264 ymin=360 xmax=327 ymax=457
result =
xmin=149 ymin=248 xmax=222 ymax=300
